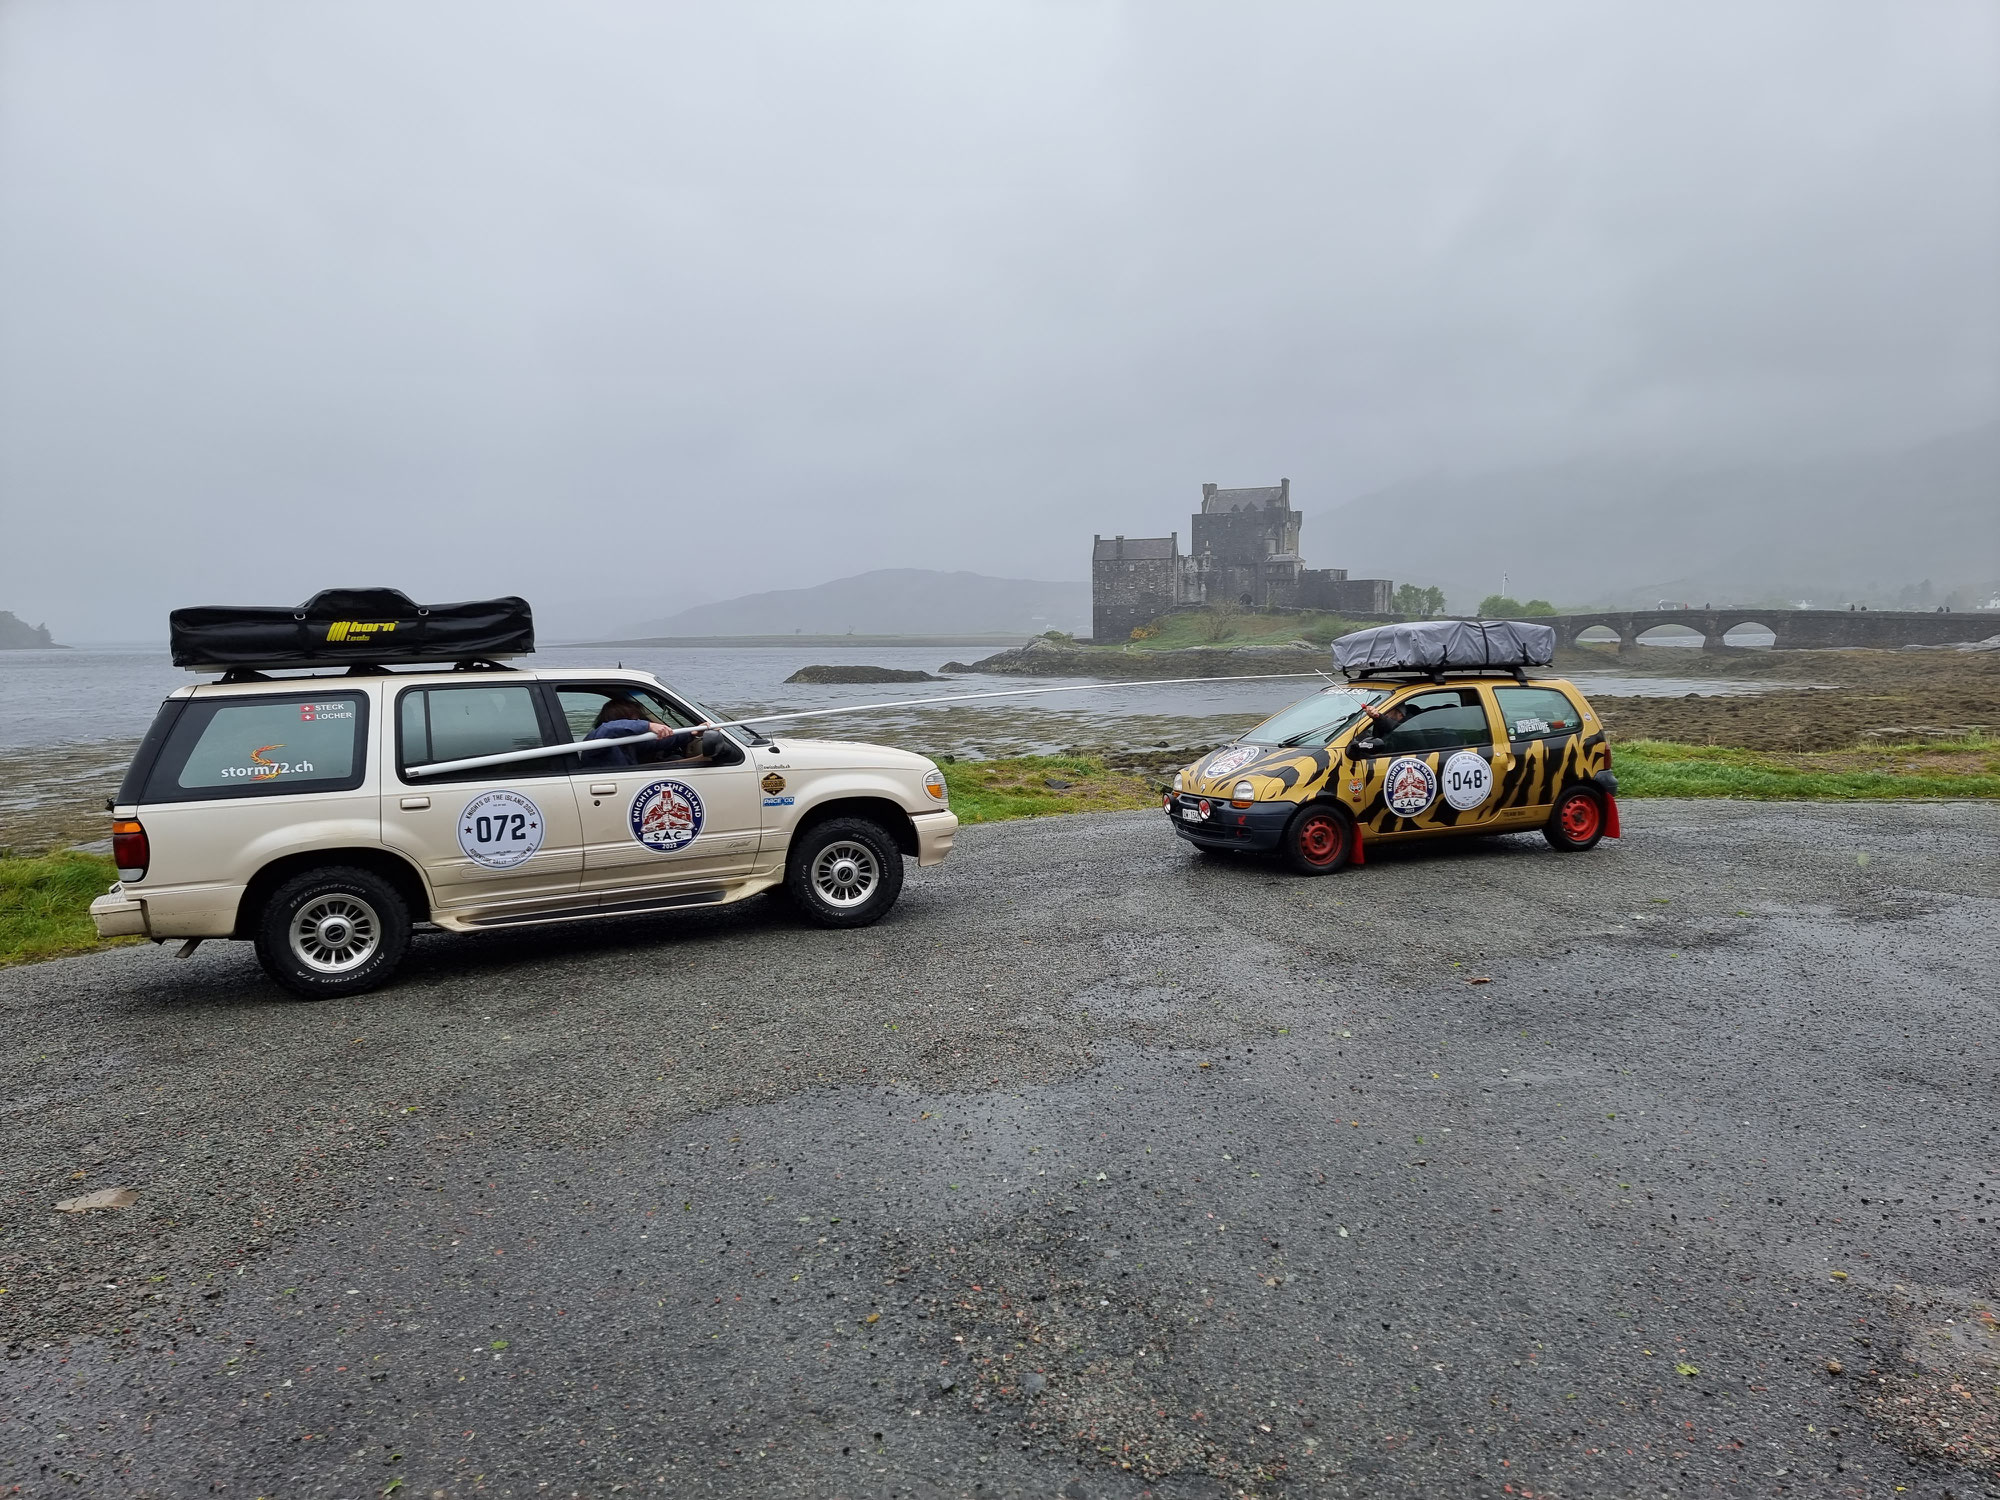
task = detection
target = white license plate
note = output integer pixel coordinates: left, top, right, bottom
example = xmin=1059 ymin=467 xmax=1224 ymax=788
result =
xmin=1180 ymin=807 xmax=1204 ymax=822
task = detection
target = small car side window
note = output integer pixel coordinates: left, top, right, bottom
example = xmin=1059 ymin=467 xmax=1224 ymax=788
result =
xmin=1494 ymin=686 xmax=1583 ymax=742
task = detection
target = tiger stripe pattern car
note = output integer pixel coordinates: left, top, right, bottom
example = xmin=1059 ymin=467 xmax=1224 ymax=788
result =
xmin=1168 ymin=675 xmax=1615 ymax=851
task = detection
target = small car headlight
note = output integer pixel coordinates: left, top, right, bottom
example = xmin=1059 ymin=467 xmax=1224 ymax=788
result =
xmin=1231 ymin=780 xmax=1256 ymax=808
xmin=922 ymin=768 xmax=947 ymax=802
xmin=1172 ymin=771 xmax=1184 ymax=791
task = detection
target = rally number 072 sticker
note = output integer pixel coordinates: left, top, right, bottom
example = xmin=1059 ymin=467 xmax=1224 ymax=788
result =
xmin=458 ymin=789 xmax=546 ymax=870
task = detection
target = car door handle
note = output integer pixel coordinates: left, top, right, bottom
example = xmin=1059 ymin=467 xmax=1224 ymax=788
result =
xmin=589 ymin=782 xmax=618 ymax=796
xmin=400 ymin=795 xmax=430 ymax=810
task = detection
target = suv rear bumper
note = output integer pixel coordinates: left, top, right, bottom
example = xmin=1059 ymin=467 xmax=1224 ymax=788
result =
xmin=1166 ymin=795 xmax=1294 ymax=853
xmin=89 ymin=887 xmax=149 ymax=938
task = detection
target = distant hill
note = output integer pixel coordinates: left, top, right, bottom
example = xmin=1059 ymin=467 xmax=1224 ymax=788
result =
xmin=0 ymin=611 xmax=56 ymax=649
xmin=617 ymin=569 xmax=1090 ymax=638
xmin=1309 ymin=423 xmax=2000 ymax=612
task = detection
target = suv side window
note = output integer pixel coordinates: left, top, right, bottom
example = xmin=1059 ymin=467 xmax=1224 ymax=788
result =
xmin=141 ymin=693 xmax=369 ymax=803
xmin=396 ymin=684 xmax=563 ymax=784
xmin=1494 ymin=686 xmax=1584 ymax=742
xmin=552 ymin=685 xmax=737 ymax=767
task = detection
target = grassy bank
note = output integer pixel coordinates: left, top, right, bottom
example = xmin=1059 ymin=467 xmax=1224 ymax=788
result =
xmin=0 ymin=851 xmax=133 ymax=967
xmin=941 ymin=755 xmax=1160 ymax=823
xmin=1613 ymin=737 xmax=2000 ymax=801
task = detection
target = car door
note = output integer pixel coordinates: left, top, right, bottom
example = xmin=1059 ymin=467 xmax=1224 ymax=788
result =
xmin=380 ymin=680 xmax=586 ymax=920
xmin=548 ymin=682 xmax=762 ymax=898
xmin=1350 ymin=687 xmax=1514 ymax=834
xmin=1491 ymin=684 xmax=1592 ymax=824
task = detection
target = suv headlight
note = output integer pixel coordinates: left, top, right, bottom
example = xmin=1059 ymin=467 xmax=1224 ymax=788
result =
xmin=922 ymin=768 xmax=948 ymax=803
xmin=1231 ymin=780 xmax=1256 ymax=808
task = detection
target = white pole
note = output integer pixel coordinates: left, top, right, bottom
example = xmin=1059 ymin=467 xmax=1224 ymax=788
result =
xmin=402 ymin=671 xmax=1334 ymax=779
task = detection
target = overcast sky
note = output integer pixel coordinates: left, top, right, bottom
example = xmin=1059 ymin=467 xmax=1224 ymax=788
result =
xmin=2 ymin=0 xmax=1994 ymax=640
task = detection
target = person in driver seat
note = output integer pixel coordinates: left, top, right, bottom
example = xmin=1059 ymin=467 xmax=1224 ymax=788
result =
xmin=583 ymin=698 xmax=707 ymax=767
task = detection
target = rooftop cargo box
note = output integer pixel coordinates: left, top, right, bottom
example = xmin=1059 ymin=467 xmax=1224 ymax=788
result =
xmin=1332 ymin=618 xmax=1556 ymax=676
xmin=170 ymin=588 xmax=534 ymax=670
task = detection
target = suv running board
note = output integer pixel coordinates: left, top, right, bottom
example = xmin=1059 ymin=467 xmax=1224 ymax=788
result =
xmin=461 ymin=889 xmax=729 ymax=929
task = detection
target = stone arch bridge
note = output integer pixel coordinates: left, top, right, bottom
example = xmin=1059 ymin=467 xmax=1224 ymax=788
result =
xmin=1547 ymin=608 xmax=1989 ymax=652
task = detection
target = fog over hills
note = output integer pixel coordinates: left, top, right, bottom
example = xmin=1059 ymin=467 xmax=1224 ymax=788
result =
xmin=616 ymin=570 xmax=1089 ymax=639
xmin=1312 ymin=423 xmax=2000 ymax=612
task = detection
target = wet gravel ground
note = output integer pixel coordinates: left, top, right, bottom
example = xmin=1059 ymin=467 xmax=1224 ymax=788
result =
xmin=4 ymin=800 xmax=1997 ymax=1499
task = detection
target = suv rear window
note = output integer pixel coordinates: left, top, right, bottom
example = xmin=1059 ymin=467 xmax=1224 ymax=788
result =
xmin=1494 ymin=686 xmax=1584 ymax=741
xmin=141 ymin=694 xmax=369 ymax=803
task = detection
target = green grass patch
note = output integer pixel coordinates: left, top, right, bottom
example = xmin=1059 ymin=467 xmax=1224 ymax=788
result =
xmin=1615 ymin=740 xmax=2000 ymax=800
xmin=943 ymin=754 xmax=1161 ymax=824
xmin=0 ymin=850 xmax=134 ymax=967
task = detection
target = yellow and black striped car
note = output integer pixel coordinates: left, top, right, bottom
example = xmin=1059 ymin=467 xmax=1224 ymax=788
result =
xmin=1164 ymin=672 xmax=1620 ymax=874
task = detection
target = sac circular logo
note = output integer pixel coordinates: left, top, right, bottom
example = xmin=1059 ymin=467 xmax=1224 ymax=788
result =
xmin=1382 ymin=756 xmax=1438 ymax=818
xmin=630 ymin=778 xmax=705 ymax=853
xmin=1203 ymin=745 xmax=1260 ymax=779
xmin=1441 ymin=749 xmax=1493 ymax=811
xmin=458 ymin=789 xmax=545 ymax=870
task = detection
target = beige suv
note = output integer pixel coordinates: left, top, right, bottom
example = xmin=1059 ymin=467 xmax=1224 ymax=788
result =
xmin=91 ymin=665 xmax=956 ymax=997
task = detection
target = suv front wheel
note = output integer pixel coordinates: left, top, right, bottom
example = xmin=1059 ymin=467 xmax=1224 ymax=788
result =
xmin=254 ymin=866 xmax=411 ymax=998
xmin=786 ymin=817 xmax=905 ymax=927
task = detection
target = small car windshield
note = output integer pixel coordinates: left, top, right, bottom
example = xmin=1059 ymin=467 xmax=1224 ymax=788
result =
xmin=1240 ymin=687 xmax=1387 ymax=748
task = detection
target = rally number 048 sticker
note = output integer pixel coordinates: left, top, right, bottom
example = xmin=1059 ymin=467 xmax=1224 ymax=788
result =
xmin=630 ymin=779 xmax=705 ymax=853
xmin=1382 ymin=756 xmax=1439 ymax=818
xmin=458 ymin=789 xmax=545 ymax=870
xmin=1441 ymin=749 xmax=1494 ymax=811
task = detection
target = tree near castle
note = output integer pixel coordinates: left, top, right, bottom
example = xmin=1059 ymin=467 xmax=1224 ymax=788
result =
xmin=1392 ymin=584 xmax=1447 ymax=618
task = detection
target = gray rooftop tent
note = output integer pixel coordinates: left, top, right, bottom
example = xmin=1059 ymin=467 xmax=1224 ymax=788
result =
xmin=1332 ymin=619 xmax=1557 ymax=677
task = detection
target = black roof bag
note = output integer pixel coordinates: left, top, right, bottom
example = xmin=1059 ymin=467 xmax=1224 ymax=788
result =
xmin=170 ymin=588 xmax=534 ymax=669
xmin=1332 ymin=618 xmax=1555 ymax=675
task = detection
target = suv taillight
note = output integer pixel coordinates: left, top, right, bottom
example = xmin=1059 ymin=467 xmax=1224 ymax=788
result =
xmin=112 ymin=819 xmax=149 ymax=881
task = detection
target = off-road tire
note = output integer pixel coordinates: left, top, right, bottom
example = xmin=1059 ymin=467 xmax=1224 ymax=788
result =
xmin=254 ymin=866 xmax=411 ymax=998
xmin=1543 ymin=784 xmax=1608 ymax=852
xmin=1281 ymin=803 xmax=1355 ymax=876
xmin=785 ymin=817 xmax=904 ymax=928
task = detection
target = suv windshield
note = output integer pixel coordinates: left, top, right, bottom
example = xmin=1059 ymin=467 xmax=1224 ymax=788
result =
xmin=1240 ymin=687 xmax=1386 ymax=748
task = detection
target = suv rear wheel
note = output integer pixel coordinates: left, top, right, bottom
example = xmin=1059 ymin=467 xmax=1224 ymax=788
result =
xmin=254 ymin=866 xmax=411 ymax=998
xmin=785 ymin=817 xmax=904 ymax=927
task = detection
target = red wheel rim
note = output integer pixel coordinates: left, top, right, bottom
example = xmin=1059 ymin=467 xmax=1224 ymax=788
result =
xmin=1297 ymin=814 xmax=1341 ymax=863
xmin=1560 ymin=793 xmax=1602 ymax=841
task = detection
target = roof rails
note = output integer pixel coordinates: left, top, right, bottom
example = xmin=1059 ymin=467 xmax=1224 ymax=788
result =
xmin=1344 ymin=665 xmax=1535 ymax=685
xmin=211 ymin=657 xmax=524 ymax=684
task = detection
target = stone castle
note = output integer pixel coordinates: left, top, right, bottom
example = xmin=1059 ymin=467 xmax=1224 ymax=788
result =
xmin=1090 ymin=479 xmax=1392 ymax=641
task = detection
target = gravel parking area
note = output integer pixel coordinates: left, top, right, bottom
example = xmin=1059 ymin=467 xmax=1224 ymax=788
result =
xmin=3 ymin=801 xmax=1996 ymax=1498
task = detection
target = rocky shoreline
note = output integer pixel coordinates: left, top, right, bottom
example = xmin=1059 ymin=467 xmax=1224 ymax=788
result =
xmin=941 ymin=638 xmax=1326 ymax=678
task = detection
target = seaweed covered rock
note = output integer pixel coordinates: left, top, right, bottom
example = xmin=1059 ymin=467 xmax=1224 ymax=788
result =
xmin=782 ymin=664 xmax=945 ymax=684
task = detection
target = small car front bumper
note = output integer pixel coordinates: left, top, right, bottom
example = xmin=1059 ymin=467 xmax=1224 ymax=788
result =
xmin=1165 ymin=794 xmax=1295 ymax=853
xmin=89 ymin=886 xmax=149 ymax=938
xmin=913 ymin=809 xmax=959 ymax=866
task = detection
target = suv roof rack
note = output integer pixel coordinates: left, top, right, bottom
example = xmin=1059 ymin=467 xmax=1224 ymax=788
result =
xmin=170 ymin=588 xmax=534 ymax=671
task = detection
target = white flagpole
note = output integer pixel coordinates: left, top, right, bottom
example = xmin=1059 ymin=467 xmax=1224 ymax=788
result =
xmin=403 ymin=670 xmax=1334 ymax=779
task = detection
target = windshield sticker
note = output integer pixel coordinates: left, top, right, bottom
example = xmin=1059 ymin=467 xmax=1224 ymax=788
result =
xmin=1441 ymin=750 xmax=1493 ymax=811
xmin=631 ymin=778 xmax=705 ymax=853
xmin=1203 ymin=745 xmax=1261 ymax=779
xmin=1382 ymin=756 xmax=1438 ymax=818
xmin=298 ymin=702 xmax=354 ymax=722
xmin=458 ymin=789 xmax=545 ymax=870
